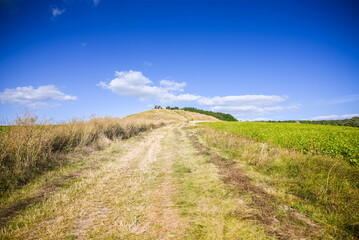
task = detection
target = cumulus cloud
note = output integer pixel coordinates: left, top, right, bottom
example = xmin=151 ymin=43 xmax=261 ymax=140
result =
xmin=161 ymin=93 xmax=201 ymax=103
xmin=0 ymin=85 xmax=77 ymax=107
xmin=98 ymin=70 xmax=200 ymax=103
xmin=198 ymin=95 xmax=286 ymax=106
xmin=212 ymin=105 xmax=300 ymax=117
xmin=51 ymin=6 xmax=65 ymax=18
xmin=308 ymin=114 xmax=359 ymax=120
xmin=98 ymin=70 xmax=164 ymax=100
xmin=160 ymin=80 xmax=186 ymax=92
xmin=99 ymin=70 xmax=298 ymax=117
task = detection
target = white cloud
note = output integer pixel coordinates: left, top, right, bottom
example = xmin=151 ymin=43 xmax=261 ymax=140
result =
xmin=161 ymin=93 xmax=201 ymax=103
xmin=308 ymin=114 xmax=359 ymax=120
xmin=0 ymin=85 xmax=77 ymax=107
xmin=98 ymin=70 xmax=164 ymax=100
xmin=98 ymin=70 xmax=200 ymax=103
xmin=51 ymin=6 xmax=65 ymax=18
xmin=160 ymin=80 xmax=186 ymax=92
xmin=212 ymin=105 xmax=300 ymax=117
xmin=99 ymin=70 xmax=298 ymax=117
xmin=198 ymin=95 xmax=286 ymax=106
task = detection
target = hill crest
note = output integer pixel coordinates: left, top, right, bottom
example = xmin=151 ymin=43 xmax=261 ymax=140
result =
xmin=123 ymin=109 xmax=220 ymax=122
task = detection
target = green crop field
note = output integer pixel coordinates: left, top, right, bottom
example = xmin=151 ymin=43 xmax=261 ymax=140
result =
xmin=0 ymin=126 xmax=9 ymax=133
xmin=200 ymin=122 xmax=359 ymax=165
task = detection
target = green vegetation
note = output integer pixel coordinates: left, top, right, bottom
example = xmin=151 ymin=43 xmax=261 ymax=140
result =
xmin=0 ymin=113 xmax=163 ymax=195
xmin=182 ymin=107 xmax=237 ymax=121
xmin=153 ymin=106 xmax=237 ymax=121
xmin=153 ymin=105 xmax=163 ymax=109
xmin=269 ymin=116 xmax=359 ymax=128
xmin=165 ymin=106 xmax=179 ymax=110
xmin=196 ymin=124 xmax=359 ymax=239
xmin=0 ymin=126 xmax=9 ymax=133
xmin=201 ymin=122 xmax=359 ymax=165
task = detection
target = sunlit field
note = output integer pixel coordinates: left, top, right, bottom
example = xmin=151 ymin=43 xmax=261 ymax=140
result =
xmin=201 ymin=122 xmax=359 ymax=165
xmin=195 ymin=122 xmax=359 ymax=238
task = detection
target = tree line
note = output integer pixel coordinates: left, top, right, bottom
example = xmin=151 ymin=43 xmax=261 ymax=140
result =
xmin=269 ymin=117 xmax=359 ymax=127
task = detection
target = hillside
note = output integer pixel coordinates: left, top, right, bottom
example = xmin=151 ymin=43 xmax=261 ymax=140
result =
xmin=182 ymin=107 xmax=238 ymax=121
xmin=123 ymin=109 xmax=220 ymax=122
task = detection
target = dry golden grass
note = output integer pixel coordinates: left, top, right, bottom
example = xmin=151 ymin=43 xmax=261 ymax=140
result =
xmin=173 ymin=109 xmax=220 ymax=122
xmin=0 ymin=113 xmax=164 ymax=195
xmin=124 ymin=109 xmax=219 ymax=123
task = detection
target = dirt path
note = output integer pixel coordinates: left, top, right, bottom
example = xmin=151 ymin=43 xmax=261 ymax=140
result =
xmin=0 ymin=124 xmax=322 ymax=239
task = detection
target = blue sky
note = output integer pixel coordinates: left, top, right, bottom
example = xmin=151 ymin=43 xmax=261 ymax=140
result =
xmin=0 ymin=0 xmax=358 ymax=122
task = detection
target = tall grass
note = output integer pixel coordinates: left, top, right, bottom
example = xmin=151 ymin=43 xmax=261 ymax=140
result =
xmin=0 ymin=113 xmax=164 ymax=195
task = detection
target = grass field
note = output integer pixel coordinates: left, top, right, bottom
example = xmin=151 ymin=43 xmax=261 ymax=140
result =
xmin=200 ymin=122 xmax=359 ymax=165
xmin=196 ymin=122 xmax=359 ymax=238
